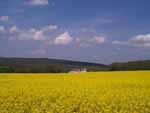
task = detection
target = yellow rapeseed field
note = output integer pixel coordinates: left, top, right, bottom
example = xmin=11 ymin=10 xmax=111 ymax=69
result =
xmin=0 ymin=71 xmax=150 ymax=113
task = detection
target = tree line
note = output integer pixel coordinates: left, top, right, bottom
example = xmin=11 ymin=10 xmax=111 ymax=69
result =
xmin=0 ymin=58 xmax=150 ymax=73
xmin=0 ymin=58 xmax=109 ymax=73
xmin=110 ymin=60 xmax=150 ymax=71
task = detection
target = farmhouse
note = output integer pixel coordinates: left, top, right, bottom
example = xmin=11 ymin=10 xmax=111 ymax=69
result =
xmin=69 ymin=68 xmax=87 ymax=73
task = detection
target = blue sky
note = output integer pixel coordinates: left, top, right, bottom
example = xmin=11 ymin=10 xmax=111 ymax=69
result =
xmin=0 ymin=0 xmax=150 ymax=64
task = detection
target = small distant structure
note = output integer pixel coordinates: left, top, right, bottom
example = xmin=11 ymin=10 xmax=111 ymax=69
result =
xmin=69 ymin=68 xmax=87 ymax=73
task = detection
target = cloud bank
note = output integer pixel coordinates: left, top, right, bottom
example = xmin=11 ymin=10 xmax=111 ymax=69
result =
xmin=76 ymin=36 xmax=106 ymax=47
xmin=112 ymin=34 xmax=150 ymax=47
xmin=29 ymin=0 xmax=49 ymax=6
xmin=8 ymin=25 xmax=58 ymax=41
xmin=0 ymin=24 xmax=107 ymax=57
xmin=0 ymin=24 xmax=106 ymax=47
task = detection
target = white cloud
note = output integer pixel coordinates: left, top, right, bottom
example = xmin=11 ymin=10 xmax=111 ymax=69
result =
xmin=54 ymin=32 xmax=73 ymax=45
xmin=8 ymin=24 xmax=58 ymax=40
xmin=112 ymin=34 xmax=150 ymax=47
xmin=76 ymin=35 xmax=106 ymax=47
xmin=16 ymin=29 xmax=45 ymax=40
xmin=42 ymin=25 xmax=58 ymax=32
xmin=9 ymin=26 xmax=19 ymax=34
xmin=4 ymin=25 xmax=107 ymax=48
xmin=0 ymin=16 xmax=9 ymax=22
xmin=32 ymin=30 xmax=44 ymax=40
xmin=131 ymin=34 xmax=150 ymax=42
xmin=29 ymin=0 xmax=49 ymax=6
xmin=89 ymin=36 xmax=105 ymax=44
xmin=75 ymin=38 xmax=81 ymax=43
xmin=31 ymin=48 xmax=47 ymax=55
xmin=0 ymin=26 xmax=6 ymax=33
xmin=112 ymin=40 xmax=128 ymax=45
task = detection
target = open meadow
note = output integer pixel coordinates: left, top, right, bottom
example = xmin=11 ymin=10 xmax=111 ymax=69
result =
xmin=0 ymin=71 xmax=150 ymax=113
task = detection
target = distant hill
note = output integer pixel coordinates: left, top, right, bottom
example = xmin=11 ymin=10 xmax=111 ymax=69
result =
xmin=0 ymin=58 xmax=150 ymax=73
xmin=0 ymin=58 xmax=109 ymax=73
xmin=110 ymin=60 xmax=150 ymax=71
